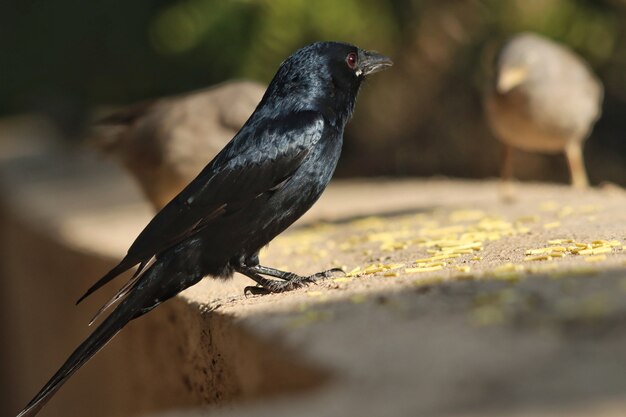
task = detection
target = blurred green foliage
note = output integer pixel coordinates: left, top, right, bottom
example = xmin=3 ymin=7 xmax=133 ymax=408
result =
xmin=489 ymin=0 xmax=618 ymax=63
xmin=149 ymin=0 xmax=400 ymax=81
xmin=0 ymin=0 xmax=401 ymax=115
xmin=1 ymin=0 xmax=625 ymax=183
xmin=0 ymin=0 xmax=622 ymax=112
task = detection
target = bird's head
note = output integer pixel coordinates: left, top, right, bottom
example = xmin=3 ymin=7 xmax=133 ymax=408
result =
xmin=261 ymin=42 xmax=393 ymax=127
xmin=493 ymin=33 xmax=548 ymax=94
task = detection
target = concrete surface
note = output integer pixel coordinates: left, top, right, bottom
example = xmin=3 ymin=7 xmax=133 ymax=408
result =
xmin=2 ymin=117 xmax=626 ymax=417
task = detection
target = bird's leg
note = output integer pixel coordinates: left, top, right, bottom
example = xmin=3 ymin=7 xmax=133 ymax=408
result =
xmin=499 ymin=144 xmax=516 ymax=202
xmin=235 ymin=265 xmax=344 ymax=295
xmin=248 ymin=265 xmax=299 ymax=281
xmin=565 ymin=142 xmax=589 ymax=189
xmin=251 ymin=264 xmax=345 ymax=281
xmin=234 ymin=266 xmax=286 ymax=295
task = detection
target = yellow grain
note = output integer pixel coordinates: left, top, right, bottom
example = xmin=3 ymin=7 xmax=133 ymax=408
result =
xmin=526 ymin=246 xmax=567 ymax=255
xmin=405 ymin=265 xmax=444 ymax=273
xmin=380 ymin=242 xmax=408 ymax=251
xmin=584 ymin=255 xmax=607 ymax=263
xmin=362 ymin=266 xmax=385 ymax=275
xmin=578 ymin=247 xmax=612 ymax=256
xmin=382 ymin=263 xmax=405 ymax=270
xmin=524 ymin=254 xmax=551 ymax=262
xmin=444 ymin=248 xmax=475 ymax=254
xmin=414 ymin=253 xmax=460 ymax=263
xmin=346 ymin=266 xmax=361 ymax=277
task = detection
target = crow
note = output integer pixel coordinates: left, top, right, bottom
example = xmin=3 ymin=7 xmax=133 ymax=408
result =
xmin=17 ymin=41 xmax=392 ymax=417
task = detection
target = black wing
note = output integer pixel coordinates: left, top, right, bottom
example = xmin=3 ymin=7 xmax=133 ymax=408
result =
xmin=77 ymin=110 xmax=325 ymax=303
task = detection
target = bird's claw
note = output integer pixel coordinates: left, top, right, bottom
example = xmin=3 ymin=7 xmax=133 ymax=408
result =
xmin=244 ymin=286 xmax=271 ymax=296
xmin=244 ymin=275 xmax=313 ymax=296
xmin=310 ymin=267 xmax=346 ymax=279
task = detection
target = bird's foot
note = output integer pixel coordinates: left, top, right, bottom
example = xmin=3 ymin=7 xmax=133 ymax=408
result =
xmin=243 ymin=267 xmax=344 ymax=296
xmin=243 ymin=274 xmax=311 ymax=295
xmin=309 ymin=267 xmax=346 ymax=279
xmin=499 ymin=180 xmax=517 ymax=204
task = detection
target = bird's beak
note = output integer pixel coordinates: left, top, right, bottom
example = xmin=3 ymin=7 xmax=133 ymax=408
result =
xmin=496 ymin=66 xmax=528 ymax=93
xmin=357 ymin=50 xmax=393 ymax=77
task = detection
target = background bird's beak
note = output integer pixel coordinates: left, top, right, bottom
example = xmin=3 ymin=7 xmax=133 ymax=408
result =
xmin=496 ymin=66 xmax=529 ymax=93
xmin=358 ymin=50 xmax=393 ymax=76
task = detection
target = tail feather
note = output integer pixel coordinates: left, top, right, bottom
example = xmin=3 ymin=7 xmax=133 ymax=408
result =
xmin=88 ymin=270 xmax=143 ymax=326
xmin=75 ymin=259 xmax=137 ymax=305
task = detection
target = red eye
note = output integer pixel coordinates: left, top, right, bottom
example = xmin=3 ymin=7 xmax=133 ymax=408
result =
xmin=346 ymin=52 xmax=358 ymax=69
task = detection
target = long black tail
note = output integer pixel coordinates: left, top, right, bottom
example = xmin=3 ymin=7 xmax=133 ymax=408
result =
xmin=16 ymin=247 xmax=204 ymax=417
xmin=75 ymin=257 xmax=145 ymax=305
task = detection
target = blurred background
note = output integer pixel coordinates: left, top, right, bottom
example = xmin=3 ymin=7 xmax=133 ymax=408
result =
xmin=2 ymin=2 xmax=626 ymax=416
xmin=1 ymin=0 xmax=625 ymax=184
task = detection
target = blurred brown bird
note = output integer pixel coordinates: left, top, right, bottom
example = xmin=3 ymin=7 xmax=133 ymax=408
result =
xmin=484 ymin=32 xmax=603 ymax=197
xmin=91 ymin=80 xmax=265 ymax=209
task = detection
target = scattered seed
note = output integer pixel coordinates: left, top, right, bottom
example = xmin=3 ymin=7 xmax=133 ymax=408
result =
xmin=405 ymin=265 xmax=444 ymax=273
xmin=585 ymin=255 xmax=607 ymax=263
xmin=524 ymin=254 xmax=551 ymax=262
xmin=578 ymin=247 xmax=613 ymax=256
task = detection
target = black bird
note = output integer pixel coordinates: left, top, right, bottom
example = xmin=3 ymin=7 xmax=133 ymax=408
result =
xmin=17 ymin=41 xmax=392 ymax=417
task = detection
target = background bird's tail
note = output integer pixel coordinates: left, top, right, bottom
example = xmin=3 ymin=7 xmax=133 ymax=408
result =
xmin=16 ymin=247 xmax=204 ymax=417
